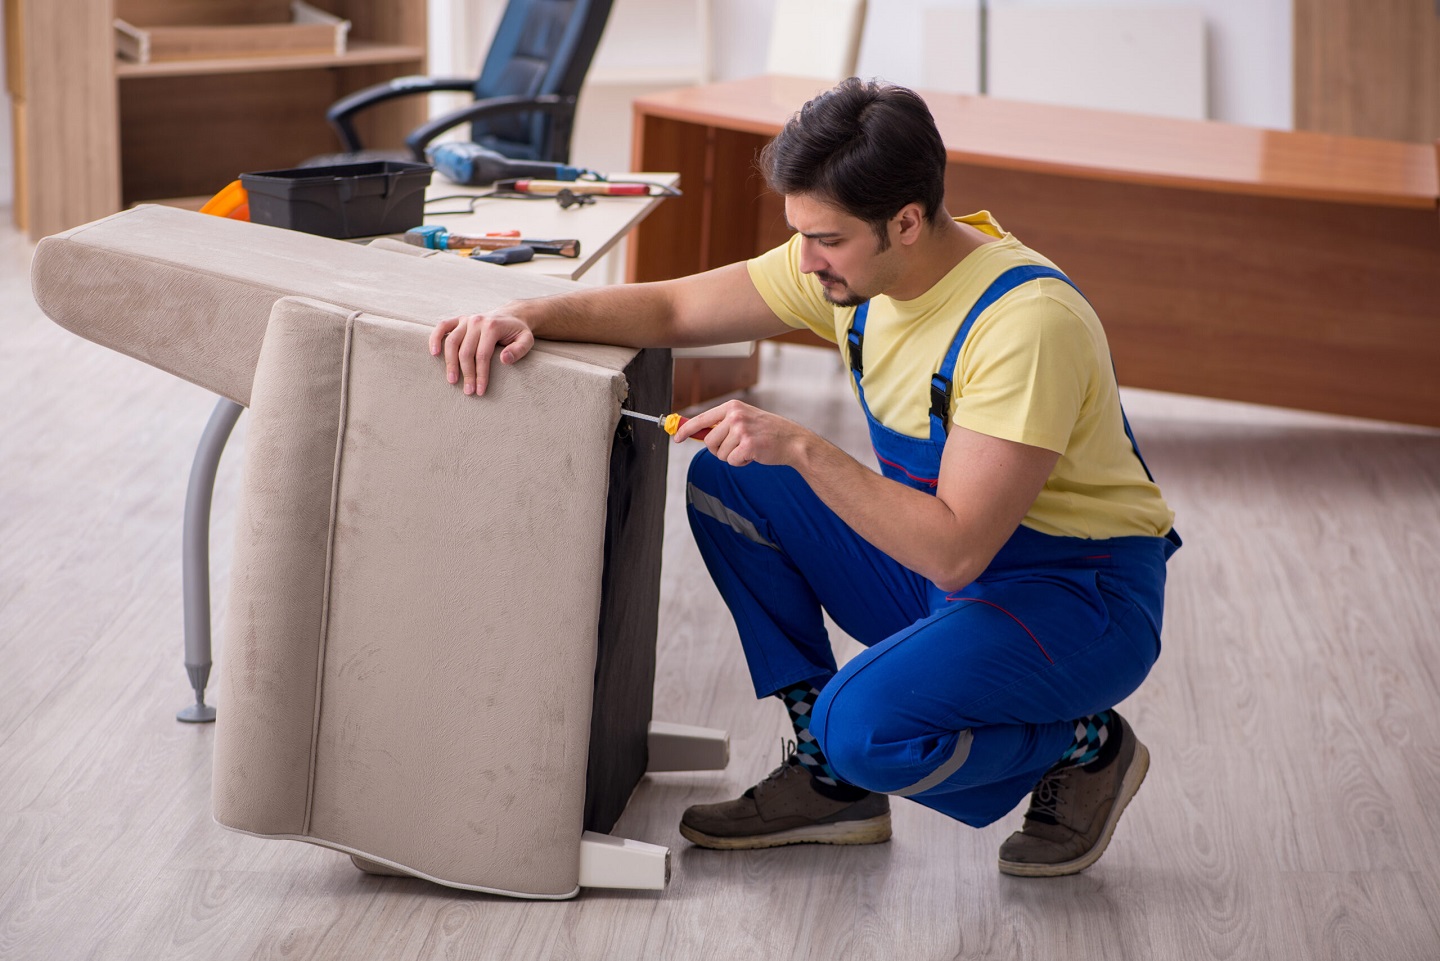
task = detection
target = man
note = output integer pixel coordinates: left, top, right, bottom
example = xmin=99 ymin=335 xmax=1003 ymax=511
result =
xmin=429 ymin=78 xmax=1179 ymax=877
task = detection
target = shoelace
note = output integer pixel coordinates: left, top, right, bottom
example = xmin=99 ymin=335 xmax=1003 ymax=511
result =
xmin=1026 ymin=766 xmax=1074 ymax=824
xmin=744 ymin=738 xmax=804 ymax=799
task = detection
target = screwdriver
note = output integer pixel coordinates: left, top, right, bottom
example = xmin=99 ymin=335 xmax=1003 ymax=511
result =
xmin=620 ymin=409 xmax=711 ymax=440
xmin=506 ymin=179 xmax=651 ymax=196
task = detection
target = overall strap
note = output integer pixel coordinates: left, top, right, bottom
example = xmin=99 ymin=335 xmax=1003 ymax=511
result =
xmin=929 ymin=264 xmax=1075 ymax=442
xmin=844 ymin=301 xmax=877 ymax=420
xmin=928 ymin=263 xmax=1181 ymax=550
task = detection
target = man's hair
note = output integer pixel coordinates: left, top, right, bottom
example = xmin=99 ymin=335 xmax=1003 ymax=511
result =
xmin=758 ymin=77 xmax=948 ymax=249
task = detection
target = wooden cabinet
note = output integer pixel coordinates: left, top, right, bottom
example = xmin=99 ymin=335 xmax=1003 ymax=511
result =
xmin=6 ymin=0 xmax=426 ymax=241
xmin=1294 ymin=0 xmax=1440 ymax=142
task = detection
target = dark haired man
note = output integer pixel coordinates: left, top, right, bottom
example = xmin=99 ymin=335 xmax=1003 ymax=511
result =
xmin=431 ymin=77 xmax=1179 ymax=877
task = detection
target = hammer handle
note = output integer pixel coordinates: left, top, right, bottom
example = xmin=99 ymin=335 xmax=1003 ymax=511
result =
xmin=451 ymin=235 xmax=579 ymax=257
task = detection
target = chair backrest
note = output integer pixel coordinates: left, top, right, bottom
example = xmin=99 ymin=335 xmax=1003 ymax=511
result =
xmin=766 ymin=0 xmax=867 ymax=81
xmin=470 ymin=0 xmax=615 ymax=162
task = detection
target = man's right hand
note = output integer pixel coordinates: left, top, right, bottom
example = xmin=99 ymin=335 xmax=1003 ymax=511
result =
xmin=430 ymin=306 xmax=537 ymax=397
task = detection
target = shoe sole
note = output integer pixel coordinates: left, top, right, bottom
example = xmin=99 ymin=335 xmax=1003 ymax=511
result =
xmin=678 ymin=814 xmax=893 ymax=850
xmin=996 ymin=740 xmax=1150 ymax=878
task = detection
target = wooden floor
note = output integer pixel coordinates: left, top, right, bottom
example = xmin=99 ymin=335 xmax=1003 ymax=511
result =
xmin=2 ymin=216 xmax=1439 ymax=960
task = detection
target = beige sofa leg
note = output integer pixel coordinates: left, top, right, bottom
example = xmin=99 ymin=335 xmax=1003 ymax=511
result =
xmin=646 ymin=720 xmax=730 ymax=772
xmin=578 ymin=832 xmax=670 ymax=890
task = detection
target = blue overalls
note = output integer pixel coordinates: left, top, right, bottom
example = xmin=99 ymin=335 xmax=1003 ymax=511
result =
xmin=686 ymin=265 xmax=1180 ymax=828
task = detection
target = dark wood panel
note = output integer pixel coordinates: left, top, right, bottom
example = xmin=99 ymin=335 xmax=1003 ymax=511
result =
xmin=753 ymin=186 xmax=790 ymax=254
xmin=944 ymin=162 xmax=1440 ymax=424
xmin=119 ymin=71 xmax=341 ymax=201
xmin=117 ymin=63 xmax=425 ymax=202
xmin=113 ymin=0 xmax=290 ymax=27
xmin=327 ymin=0 xmax=427 ymax=47
xmin=628 ymin=114 xmax=714 ymax=283
xmin=701 ymin=127 xmax=770 ymax=269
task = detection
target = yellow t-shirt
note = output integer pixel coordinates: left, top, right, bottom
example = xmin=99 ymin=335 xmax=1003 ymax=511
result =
xmin=746 ymin=211 xmax=1175 ymax=541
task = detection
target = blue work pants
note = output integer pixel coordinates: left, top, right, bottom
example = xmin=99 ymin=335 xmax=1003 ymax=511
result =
xmin=685 ymin=451 xmax=1169 ymax=827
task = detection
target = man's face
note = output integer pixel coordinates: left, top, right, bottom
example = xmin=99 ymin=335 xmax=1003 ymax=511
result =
xmin=784 ymin=193 xmax=901 ymax=307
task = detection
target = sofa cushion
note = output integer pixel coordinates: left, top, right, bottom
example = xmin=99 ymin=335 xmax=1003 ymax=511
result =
xmin=213 ymin=297 xmax=636 ymax=898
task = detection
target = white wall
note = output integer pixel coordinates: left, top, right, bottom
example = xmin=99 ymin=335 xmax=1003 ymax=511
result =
xmin=712 ymin=0 xmax=1294 ymax=129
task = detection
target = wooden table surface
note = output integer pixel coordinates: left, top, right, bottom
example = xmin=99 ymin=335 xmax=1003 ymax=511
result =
xmin=423 ymin=171 xmax=680 ymax=282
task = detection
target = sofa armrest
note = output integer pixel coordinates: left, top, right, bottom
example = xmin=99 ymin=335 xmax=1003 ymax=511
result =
xmin=29 ymin=206 xmax=578 ymax=406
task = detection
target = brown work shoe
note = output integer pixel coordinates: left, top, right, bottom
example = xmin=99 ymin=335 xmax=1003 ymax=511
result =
xmin=679 ymin=754 xmax=892 ymax=850
xmin=997 ymin=713 xmax=1150 ymax=877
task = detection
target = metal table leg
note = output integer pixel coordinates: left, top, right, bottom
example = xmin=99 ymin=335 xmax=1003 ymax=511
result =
xmin=177 ymin=397 xmax=243 ymax=723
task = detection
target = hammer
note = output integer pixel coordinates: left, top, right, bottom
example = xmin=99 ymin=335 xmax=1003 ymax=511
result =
xmin=404 ymin=224 xmax=579 ymax=258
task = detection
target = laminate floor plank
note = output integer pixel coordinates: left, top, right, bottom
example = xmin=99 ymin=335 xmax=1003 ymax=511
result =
xmin=3 ymin=220 xmax=1439 ymax=960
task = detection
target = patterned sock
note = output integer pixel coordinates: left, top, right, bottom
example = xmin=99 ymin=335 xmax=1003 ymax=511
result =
xmin=1055 ymin=710 xmax=1117 ymax=769
xmin=778 ymin=684 xmax=840 ymax=786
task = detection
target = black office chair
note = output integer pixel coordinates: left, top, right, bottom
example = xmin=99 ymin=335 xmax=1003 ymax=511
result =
xmin=324 ymin=0 xmax=614 ymax=166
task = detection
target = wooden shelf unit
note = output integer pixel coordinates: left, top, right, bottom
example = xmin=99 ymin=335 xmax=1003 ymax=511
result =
xmin=7 ymin=0 xmax=427 ymax=241
xmin=112 ymin=40 xmax=426 ymax=78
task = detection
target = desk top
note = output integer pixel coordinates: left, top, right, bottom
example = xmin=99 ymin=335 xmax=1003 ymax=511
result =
xmin=634 ymin=76 xmax=1440 ymax=210
xmin=421 ymin=172 xmax=680 ymax=281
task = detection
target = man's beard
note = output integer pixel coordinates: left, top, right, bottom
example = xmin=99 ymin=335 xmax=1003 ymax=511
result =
xmin=817 ymin=272 xmax=865 ymax=308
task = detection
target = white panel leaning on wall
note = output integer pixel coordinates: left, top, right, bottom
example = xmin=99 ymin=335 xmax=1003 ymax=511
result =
xmin=859 ymin=1 xmax=1206 ymax=120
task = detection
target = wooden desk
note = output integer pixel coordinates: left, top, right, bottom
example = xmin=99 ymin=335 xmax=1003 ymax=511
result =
xmin=423 ymin=172 xmax=679 ymax=282
xmin=628 ymin=75 xmax=1440 ymax=426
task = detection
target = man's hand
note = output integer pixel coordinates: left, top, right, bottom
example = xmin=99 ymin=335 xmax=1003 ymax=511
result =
xmin=675 ymin=399 xmax=814 ymax=468
xmin=427 ymin=265 xmax=787 ymax=398
xmin=429 ymin=306 xmax=537 ymax=396
xmin=680 ymin=400 xmax=1060 ymax=593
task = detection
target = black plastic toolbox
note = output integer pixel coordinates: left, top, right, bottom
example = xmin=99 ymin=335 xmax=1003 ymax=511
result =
xmin=241 ymin=161 xmax=433 ymax=239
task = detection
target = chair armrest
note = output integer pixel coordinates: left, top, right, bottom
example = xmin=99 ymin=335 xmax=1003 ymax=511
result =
xmin=403 ymin=94 xmax=575 ymax=161
xmin=326 ymin=76 xmax=477 ymax=153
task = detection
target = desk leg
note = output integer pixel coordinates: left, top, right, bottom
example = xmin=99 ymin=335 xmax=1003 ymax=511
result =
xmin=177 ymin=397 xmax=243 ymax=723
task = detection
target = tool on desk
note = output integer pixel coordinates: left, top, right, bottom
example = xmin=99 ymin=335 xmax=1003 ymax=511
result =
xmin=426 ymin=142 xmax=597 ymax=187
xmin=404 ymin=225 xmax=580 ymax=258
xmin=199 ymin=180 xmax=250 ymax=221
xmin=469 ymin=244 xmax=535 ymax=266
xmin=620 ymin=409 xmax=711 ymax=441
xmin=502 ymin=180 xmax=651 ymax=197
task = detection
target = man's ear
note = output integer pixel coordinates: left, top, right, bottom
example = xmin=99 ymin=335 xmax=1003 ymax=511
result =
xmin=894 ymin=203 xmax=927 ymax=246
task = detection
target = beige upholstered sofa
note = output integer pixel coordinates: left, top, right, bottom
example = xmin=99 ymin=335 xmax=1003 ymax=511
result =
xmin=31 ymin=205 xmax=725 ymax=899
